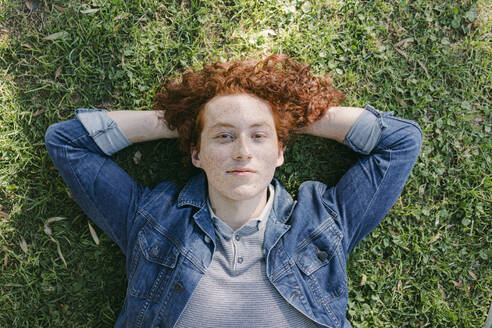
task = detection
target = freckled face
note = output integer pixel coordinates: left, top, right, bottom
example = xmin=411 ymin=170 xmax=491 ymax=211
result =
xmin=191 ymin=94 xmax=284 ymax=201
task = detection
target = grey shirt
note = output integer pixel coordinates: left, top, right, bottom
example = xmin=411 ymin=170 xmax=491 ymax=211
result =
xmin=174 ymin=185 xmax=317 ymax=327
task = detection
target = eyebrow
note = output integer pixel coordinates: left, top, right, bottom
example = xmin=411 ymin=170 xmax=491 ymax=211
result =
xmin=210 ymin=122 xmax=272 ymax=129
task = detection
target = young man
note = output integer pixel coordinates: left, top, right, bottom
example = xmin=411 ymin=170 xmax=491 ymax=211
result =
xmin=45 ymin=55 xmax=422 ymax=327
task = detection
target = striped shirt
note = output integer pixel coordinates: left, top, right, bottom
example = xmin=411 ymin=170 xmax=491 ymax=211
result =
xmin=174 ymin=185 xmax=317 ymax=327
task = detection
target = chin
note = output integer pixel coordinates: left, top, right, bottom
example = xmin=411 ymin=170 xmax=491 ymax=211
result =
xmin=206 ymin=172 xmax=274 ymax=202
xmin=227 ymin=187 xmax=262 ymax=200
xmin=220 ymin=183 xmax=268 ymax=201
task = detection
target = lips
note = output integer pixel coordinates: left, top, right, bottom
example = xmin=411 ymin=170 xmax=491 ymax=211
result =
xmin=226 ymin=168 xmax=256 ymax=174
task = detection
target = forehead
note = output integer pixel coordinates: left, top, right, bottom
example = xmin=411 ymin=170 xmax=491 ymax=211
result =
xmin=202 ymin=94 xmax=274 ymax=128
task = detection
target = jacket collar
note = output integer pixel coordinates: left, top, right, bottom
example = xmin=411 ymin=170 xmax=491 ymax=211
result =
xmin=177 ymin=172 xmax=208 ymax=208
xmin=177 ymin=172 xmax=296 ymax=224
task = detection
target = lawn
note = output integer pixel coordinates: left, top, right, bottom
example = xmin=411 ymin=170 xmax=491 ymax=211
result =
xmin=0 ymin=0 xmax=490 ymax=327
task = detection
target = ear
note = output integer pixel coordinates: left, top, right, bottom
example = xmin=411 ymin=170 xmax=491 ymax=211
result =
xmin=276 ymin=145 xmax=285 ymax=167
xmin=191 ymin=148 xmax=201 ymax=168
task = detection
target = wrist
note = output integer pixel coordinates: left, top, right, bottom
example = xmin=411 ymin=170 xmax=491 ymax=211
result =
xmin=154 ymin=110 xmax=179 ymax=138
xmin=303 ymin=107 xmax=364 ymax=143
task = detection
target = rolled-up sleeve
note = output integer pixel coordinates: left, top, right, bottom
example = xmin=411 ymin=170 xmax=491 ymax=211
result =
xmin=75 ymin=108 xmax=131 ymax=156
xmin=342 ymin=104 xmax=391 ymax=155
xmin=45 ymin=110 xmax=148 ymax=255
xmin=324 ymin=104 xmax=423 ymax=253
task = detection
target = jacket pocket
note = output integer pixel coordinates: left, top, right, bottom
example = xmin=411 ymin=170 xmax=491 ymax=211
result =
xmin=295 ymin=219 xmax=346 ymax=302
xmin=128 ymin=222 xmax=180 ymax=302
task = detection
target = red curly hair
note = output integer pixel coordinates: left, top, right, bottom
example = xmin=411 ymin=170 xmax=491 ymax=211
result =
xmin=153 ymin=54 xmax=345 ymax=163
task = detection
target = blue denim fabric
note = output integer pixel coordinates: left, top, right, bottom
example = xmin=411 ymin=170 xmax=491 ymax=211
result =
xmin=76 ymin=109 xmax=131 ymax=156
xmin=45 ymin=105 xmax=422 ymax=328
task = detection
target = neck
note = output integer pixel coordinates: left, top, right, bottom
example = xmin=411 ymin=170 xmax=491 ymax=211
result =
xmin=208 ymin=187 xmax=269 ymax=231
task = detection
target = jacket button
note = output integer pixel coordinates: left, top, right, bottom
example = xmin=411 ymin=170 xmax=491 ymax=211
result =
xmin=173 ymin=283 xmax=183 ymax=292
xmin=317 ymin=250 xmax=329 ymax=261
xmin=204 ymin=235 xmax=211 ymax=244
xmin=150 ymin=245 xmax=159 ymax=258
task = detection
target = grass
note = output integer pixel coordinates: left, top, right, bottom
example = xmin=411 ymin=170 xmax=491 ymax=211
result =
xmin=0 ymin=0 xmax=490 ymax=327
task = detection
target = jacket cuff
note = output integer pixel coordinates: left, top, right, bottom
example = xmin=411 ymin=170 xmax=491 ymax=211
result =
xmin=342 ymin=104 xmax=392 ymax=155
xmin=75 ymin=108 xmax=132 ymax=156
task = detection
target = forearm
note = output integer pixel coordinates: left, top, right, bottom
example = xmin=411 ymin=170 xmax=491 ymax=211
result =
xmin=106 ymin=110 xmax=178 ymax=143
xmin=320 ymin=108 xmax=422 ymax=253
xmin=303 ymin=106 xmax=364 ymax=143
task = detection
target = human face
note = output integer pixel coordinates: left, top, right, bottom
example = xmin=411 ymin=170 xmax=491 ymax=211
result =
xmin=191 ymin=94 xmax=284 ymax=201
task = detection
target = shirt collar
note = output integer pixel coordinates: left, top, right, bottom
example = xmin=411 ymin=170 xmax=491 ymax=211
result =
xmin=177 ymin=172 xmax=295 ymax=225
xmin=207 ymin=184 xmax=274 ymax=236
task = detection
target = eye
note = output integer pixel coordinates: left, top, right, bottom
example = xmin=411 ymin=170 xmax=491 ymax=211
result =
xmin=252 ymin=133 xmax=267 ymax=140
xmin=215 ymin=133 xmax=234 ymax=142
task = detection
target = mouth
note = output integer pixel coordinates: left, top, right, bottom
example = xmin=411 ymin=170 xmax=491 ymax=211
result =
xmin=226 ymin=168 xmax=256 ymax=175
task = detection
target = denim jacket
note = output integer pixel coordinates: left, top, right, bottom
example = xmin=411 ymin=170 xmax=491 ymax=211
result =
xmin=45 ymin=105 xmax=422 ymax=328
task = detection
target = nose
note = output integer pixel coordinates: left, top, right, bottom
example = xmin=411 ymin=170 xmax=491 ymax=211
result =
xmin=233 ymin=136 xmax=252 ymax=160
